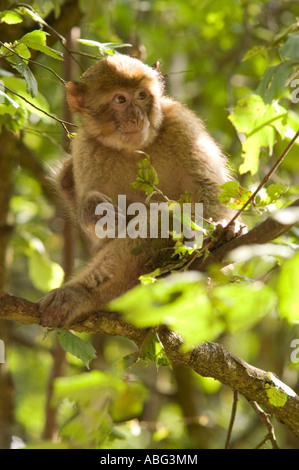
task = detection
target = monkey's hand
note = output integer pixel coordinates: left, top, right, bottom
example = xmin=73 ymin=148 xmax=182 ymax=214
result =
xmin=216 ymin=218 xmax=247 ymax=241
xmin=39 ymin=285 xmax=92 ymax=328
xmin=79 ymin=191 xmax=125 ymax=232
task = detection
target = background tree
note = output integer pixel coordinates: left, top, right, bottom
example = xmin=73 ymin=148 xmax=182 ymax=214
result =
xmin=0 ymin=0 xmax=299 ymax=449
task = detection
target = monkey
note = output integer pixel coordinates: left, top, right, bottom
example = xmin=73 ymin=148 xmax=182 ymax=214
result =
xmin=39 ymin=54 xmax=244 ymax=327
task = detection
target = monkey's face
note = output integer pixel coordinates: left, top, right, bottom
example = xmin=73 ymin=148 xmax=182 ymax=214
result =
xmin=102 ymin=87 xmax=153 ymax=149
xmin=67 ymin=55 xmax=164 ymax=152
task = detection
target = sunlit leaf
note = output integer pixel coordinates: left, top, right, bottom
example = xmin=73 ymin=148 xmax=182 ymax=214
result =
xmin=265 ymin=373 xmax=296 ymax=407
xmin=257 ymin=61 xmax=296 ymax=103
xmin=242 ymin=45 xmax=268 ymax=62
xmin=2 ymin=76 xmax=50 ymax=118
xmin=218 ymin=181 xmax=252 ymax=209
xmin=10 ymin=55 xmax=38 ymax=97
xmin=0 ymin=10 xmax=23 ymax=24
xmin=53 ymin=371 xmax=112 ymax=405
xmin=213 ymin=282 xmax=277 ymax=333
xmin=140 ymin=331 xmax=170 ymax=367
xmin=109 ymin=272 xmax=224 ymax=348
xmin=28 ymin=251 xmax=64 ymax=292
xmin=57 ymin=330 xmax=97 ymax=369
xmin=265 ymin=382 xmax=287 ymax=407
xmin=20 ymin=30 xmax=63 ymax=60
xmin=229 ymin=94 xmax=288 ymax=174
xmin=278 ymin=251 xmax=299 ymax=323
xmin=239 ymin=134 xmax=261 ymax=175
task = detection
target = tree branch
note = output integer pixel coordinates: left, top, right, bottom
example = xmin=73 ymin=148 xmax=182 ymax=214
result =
xmin=0 ymin=198 xmax=299 ymax=440
xmin=1 ymin=291 xmax=299 ymax=439
xmin=158 ymin=327 xmax=299 ymax=439
xmin=193 ymin=197 xmax=299 ymax=271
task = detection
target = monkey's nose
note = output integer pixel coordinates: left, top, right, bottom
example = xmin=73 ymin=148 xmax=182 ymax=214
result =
xmin=123 ymin=120 xmax=142 ymax=132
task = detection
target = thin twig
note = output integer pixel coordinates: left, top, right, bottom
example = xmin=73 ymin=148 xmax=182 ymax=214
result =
xmin=182 ymin=129 xmax=299 ymax=272
xmin=17 ymin=3 xmax=66 ymax=43
xmin=17 ymin=3 xmax=83 ymax=71
xmin=2 ymin=84 xmax=77 ymax=134
xmin=250 ymin=401 xmax=279 ymax=449
xmin=66 ymin=48 xmax=101 ymax=60
xmin=0 ymin=41 xmax=67 ymax=86
xmin=285 ymin=67 xmax=299 ymax=86
xmin=225 ymin=390 xmax=239 ymax=449
xmin=223 ymin=129 xmax=299 ymax=232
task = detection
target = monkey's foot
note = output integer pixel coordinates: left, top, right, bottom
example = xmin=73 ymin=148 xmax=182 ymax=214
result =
xmin=39 ymin=285 xmax=89 ymax=328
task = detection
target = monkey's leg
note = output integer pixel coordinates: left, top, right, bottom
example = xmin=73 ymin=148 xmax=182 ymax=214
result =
xmin=39 ymin=236 xmax=160 ymax=327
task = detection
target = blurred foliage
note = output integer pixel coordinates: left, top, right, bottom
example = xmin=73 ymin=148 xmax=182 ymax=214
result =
xmin=0 ymin=0 xmax=299 ymax=450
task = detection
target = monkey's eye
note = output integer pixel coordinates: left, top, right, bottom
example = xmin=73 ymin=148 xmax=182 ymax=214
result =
xmin=114 ymin=94 xmax=127 ymax=104
xmin=137 ymin=90 xmax=148 ymax=101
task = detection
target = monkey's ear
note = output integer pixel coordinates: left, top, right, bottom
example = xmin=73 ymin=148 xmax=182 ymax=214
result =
xmin=152 ymin=61 xmax=161 ymax=73
xmin=67 ymin=81 xmax=86 ymax=113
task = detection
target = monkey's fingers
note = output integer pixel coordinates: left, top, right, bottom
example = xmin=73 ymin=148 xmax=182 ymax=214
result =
xmin=39 ymin=286 xmax=86 ymax=328
xmin=216 ymin=219 xmax=247 ymax=241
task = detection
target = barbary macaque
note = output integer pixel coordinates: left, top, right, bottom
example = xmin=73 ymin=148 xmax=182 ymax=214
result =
xmin=39 ymin=54 xmax=243 ymax=327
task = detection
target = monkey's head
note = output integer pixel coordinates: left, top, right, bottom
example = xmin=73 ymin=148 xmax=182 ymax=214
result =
xmin=67 ymin=54 xmax=164 ymax=151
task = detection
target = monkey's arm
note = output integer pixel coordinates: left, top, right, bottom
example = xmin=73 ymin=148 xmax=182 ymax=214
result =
xmin=39 ymin=230 xmax=167 ymax=327
xmin=57 ymin=155 xmax=123 ymax=246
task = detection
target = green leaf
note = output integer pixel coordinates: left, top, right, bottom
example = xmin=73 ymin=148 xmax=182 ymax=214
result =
xmin=20 ymin=30 xmax=63 ymax=60
xmin=130 ymin=153 xmax=159 ymax=195
xmin=0 ymin=10 xmax=23 ymax=24
xmin=117 ymin=352 xmax=140 ymax=369
xmin=57 ymin=330 xmax=97 ymax=369
xmin=0 ymin=89 xmax=20 ymax=110
xmin=110 ymin=381 xmax=148 ymax=422
xmin=53 ymin=370 xmax=112 ymax=405
xmin=265 ymin=372 xmax=296 ymax=408
xmin=228 ymin=94 xmax=268 ymax=134
xmin=229 ymin=94 xmax=287 ymax=136
xmin=28 ymin=250 xmax=64 ymax=292
xmin=19 ymin=6 xmax=46 ymax=25
xmin=255 ymin=183 xmax=287 ymax=207
xmin=229 ymin=94 xmax=288 ymax=174
xmin=257 ymin=61 xmax=296 ymax=103
xmin=109 ymin=272 xmax=224 ymax=349
xmin=213 ymin=282 xmax=277 ymax=333
xmin=265 ymin=382 xmax=288 ymax=407
xmin=277 ymin=251 xmax=299 ymax=323
xmin=218 ymin=181 xmax=252 ymax=209
xmin=10 ymin=55 xmax=38 ymax=98
xmin=242 ymin=45 xmax=268 ymax=62
xmin=140 ymin=331 xmax=170 ymax=367
xmin=77 ymin=39 xmax=131 ymax=54
xmin=280 ymin=34 xmax=299 ymax=60
xmin=2 ymin=76 xmax=50 ymax=118
xmin=0 ymin=102 xmax=18 ymax=115
xmin=14 ymin=42 xmax=31 ymax=60
xmin=239 ymin=134 xmax=261 ymax=175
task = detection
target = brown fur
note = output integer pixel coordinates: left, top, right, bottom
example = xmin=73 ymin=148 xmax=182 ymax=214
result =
xmin=39 ymin=54 xmax=241 ymax=327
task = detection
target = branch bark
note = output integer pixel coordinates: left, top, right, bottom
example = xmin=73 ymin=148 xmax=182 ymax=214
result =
xmin=0 ymin=199 xmax=299 ymax=439
xmin=1 ymin=292 xmax=299 ymax=439
xmin=193 ymin=197 xmax=299 ymax=271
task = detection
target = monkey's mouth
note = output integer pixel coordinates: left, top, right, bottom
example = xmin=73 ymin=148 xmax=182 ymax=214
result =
xmin=118 ymin=126 xmax=149 ymax=143
xmin=118 ymin=120 xmax=149 ymax=135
